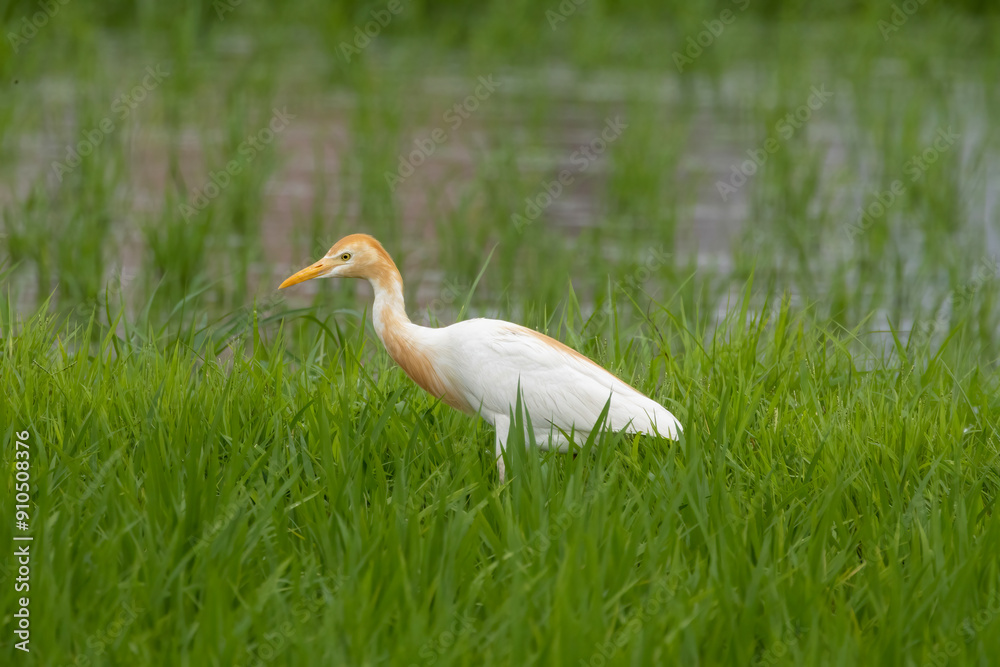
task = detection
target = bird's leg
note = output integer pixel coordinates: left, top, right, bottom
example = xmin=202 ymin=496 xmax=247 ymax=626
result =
xmin=493 ymin=416 xmax=509 ymax=484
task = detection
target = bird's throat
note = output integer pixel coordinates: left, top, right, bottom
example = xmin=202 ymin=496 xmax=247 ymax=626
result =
xmin=368 ymin=273 xmax=472 ymax=414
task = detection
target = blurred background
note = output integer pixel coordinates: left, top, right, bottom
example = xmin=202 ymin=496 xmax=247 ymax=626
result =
xmin=4 ymin=4 xmax=1000 ymax=665
xmin=1 ymin=0 xmax=997 ymax=356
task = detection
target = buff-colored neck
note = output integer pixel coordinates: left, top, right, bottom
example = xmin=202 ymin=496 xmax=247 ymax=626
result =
xmin=370 ymin=268 xmax=412 ymax=344
xmin=363 ymin=250 xmax=469 ymax=412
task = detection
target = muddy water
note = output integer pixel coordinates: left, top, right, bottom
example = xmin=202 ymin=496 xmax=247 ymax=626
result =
xmin=4 ymin=64 xmax=996 ymax=323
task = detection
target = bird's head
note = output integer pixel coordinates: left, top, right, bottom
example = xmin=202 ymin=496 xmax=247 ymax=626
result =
xmin=279 ymin=234 xmax=399 ymax=289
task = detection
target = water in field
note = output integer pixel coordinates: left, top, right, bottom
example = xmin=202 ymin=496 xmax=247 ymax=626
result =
xmin=2 ymin=26 xmax=998 ymax=345
xmin=6 ymin=10 xmax=1000 ymax=667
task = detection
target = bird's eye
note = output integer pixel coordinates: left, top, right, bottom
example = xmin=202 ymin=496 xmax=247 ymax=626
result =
xmin=340 ymin=252 xmax=351 ymax=261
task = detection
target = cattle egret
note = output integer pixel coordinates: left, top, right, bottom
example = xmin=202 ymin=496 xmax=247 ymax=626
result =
xmin=279 ymin=234 xmax=682 ymax=482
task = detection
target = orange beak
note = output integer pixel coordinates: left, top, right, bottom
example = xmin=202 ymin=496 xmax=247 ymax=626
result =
xmin=279 ymin=257 xmax=337 ymax=289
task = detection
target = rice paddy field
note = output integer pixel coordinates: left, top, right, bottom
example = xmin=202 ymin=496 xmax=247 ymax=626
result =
xmin=2 ymin=1 xmax=1000 ymax=665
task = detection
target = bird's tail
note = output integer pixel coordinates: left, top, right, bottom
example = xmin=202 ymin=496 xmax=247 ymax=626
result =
xmin=607 ymin=391 xmax=682 ymax=439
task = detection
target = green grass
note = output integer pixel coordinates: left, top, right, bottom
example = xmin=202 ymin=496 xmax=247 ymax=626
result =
xmin=3 ymin=288 xmax=999 ymax=665
xmin=2 ymin=2 xmax=1000 ymax=665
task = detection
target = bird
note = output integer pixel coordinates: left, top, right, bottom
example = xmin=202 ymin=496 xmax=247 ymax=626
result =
xmin=279 ymin=234 xmax=682 ymax=482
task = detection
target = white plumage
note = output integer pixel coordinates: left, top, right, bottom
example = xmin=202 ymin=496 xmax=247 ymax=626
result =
xmin=280 ymin=234 xmax=682 ymax=482
xmin=430 ymin=319 xmax=680 ymax=442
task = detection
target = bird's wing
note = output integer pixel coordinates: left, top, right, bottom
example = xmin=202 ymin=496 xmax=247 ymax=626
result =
xmin=438 ymin=319 xmax=681 ymax=439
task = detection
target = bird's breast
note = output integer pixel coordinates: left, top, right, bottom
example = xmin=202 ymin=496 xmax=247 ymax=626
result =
xmin=378 ymin=322 xmax=474 ymax=414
